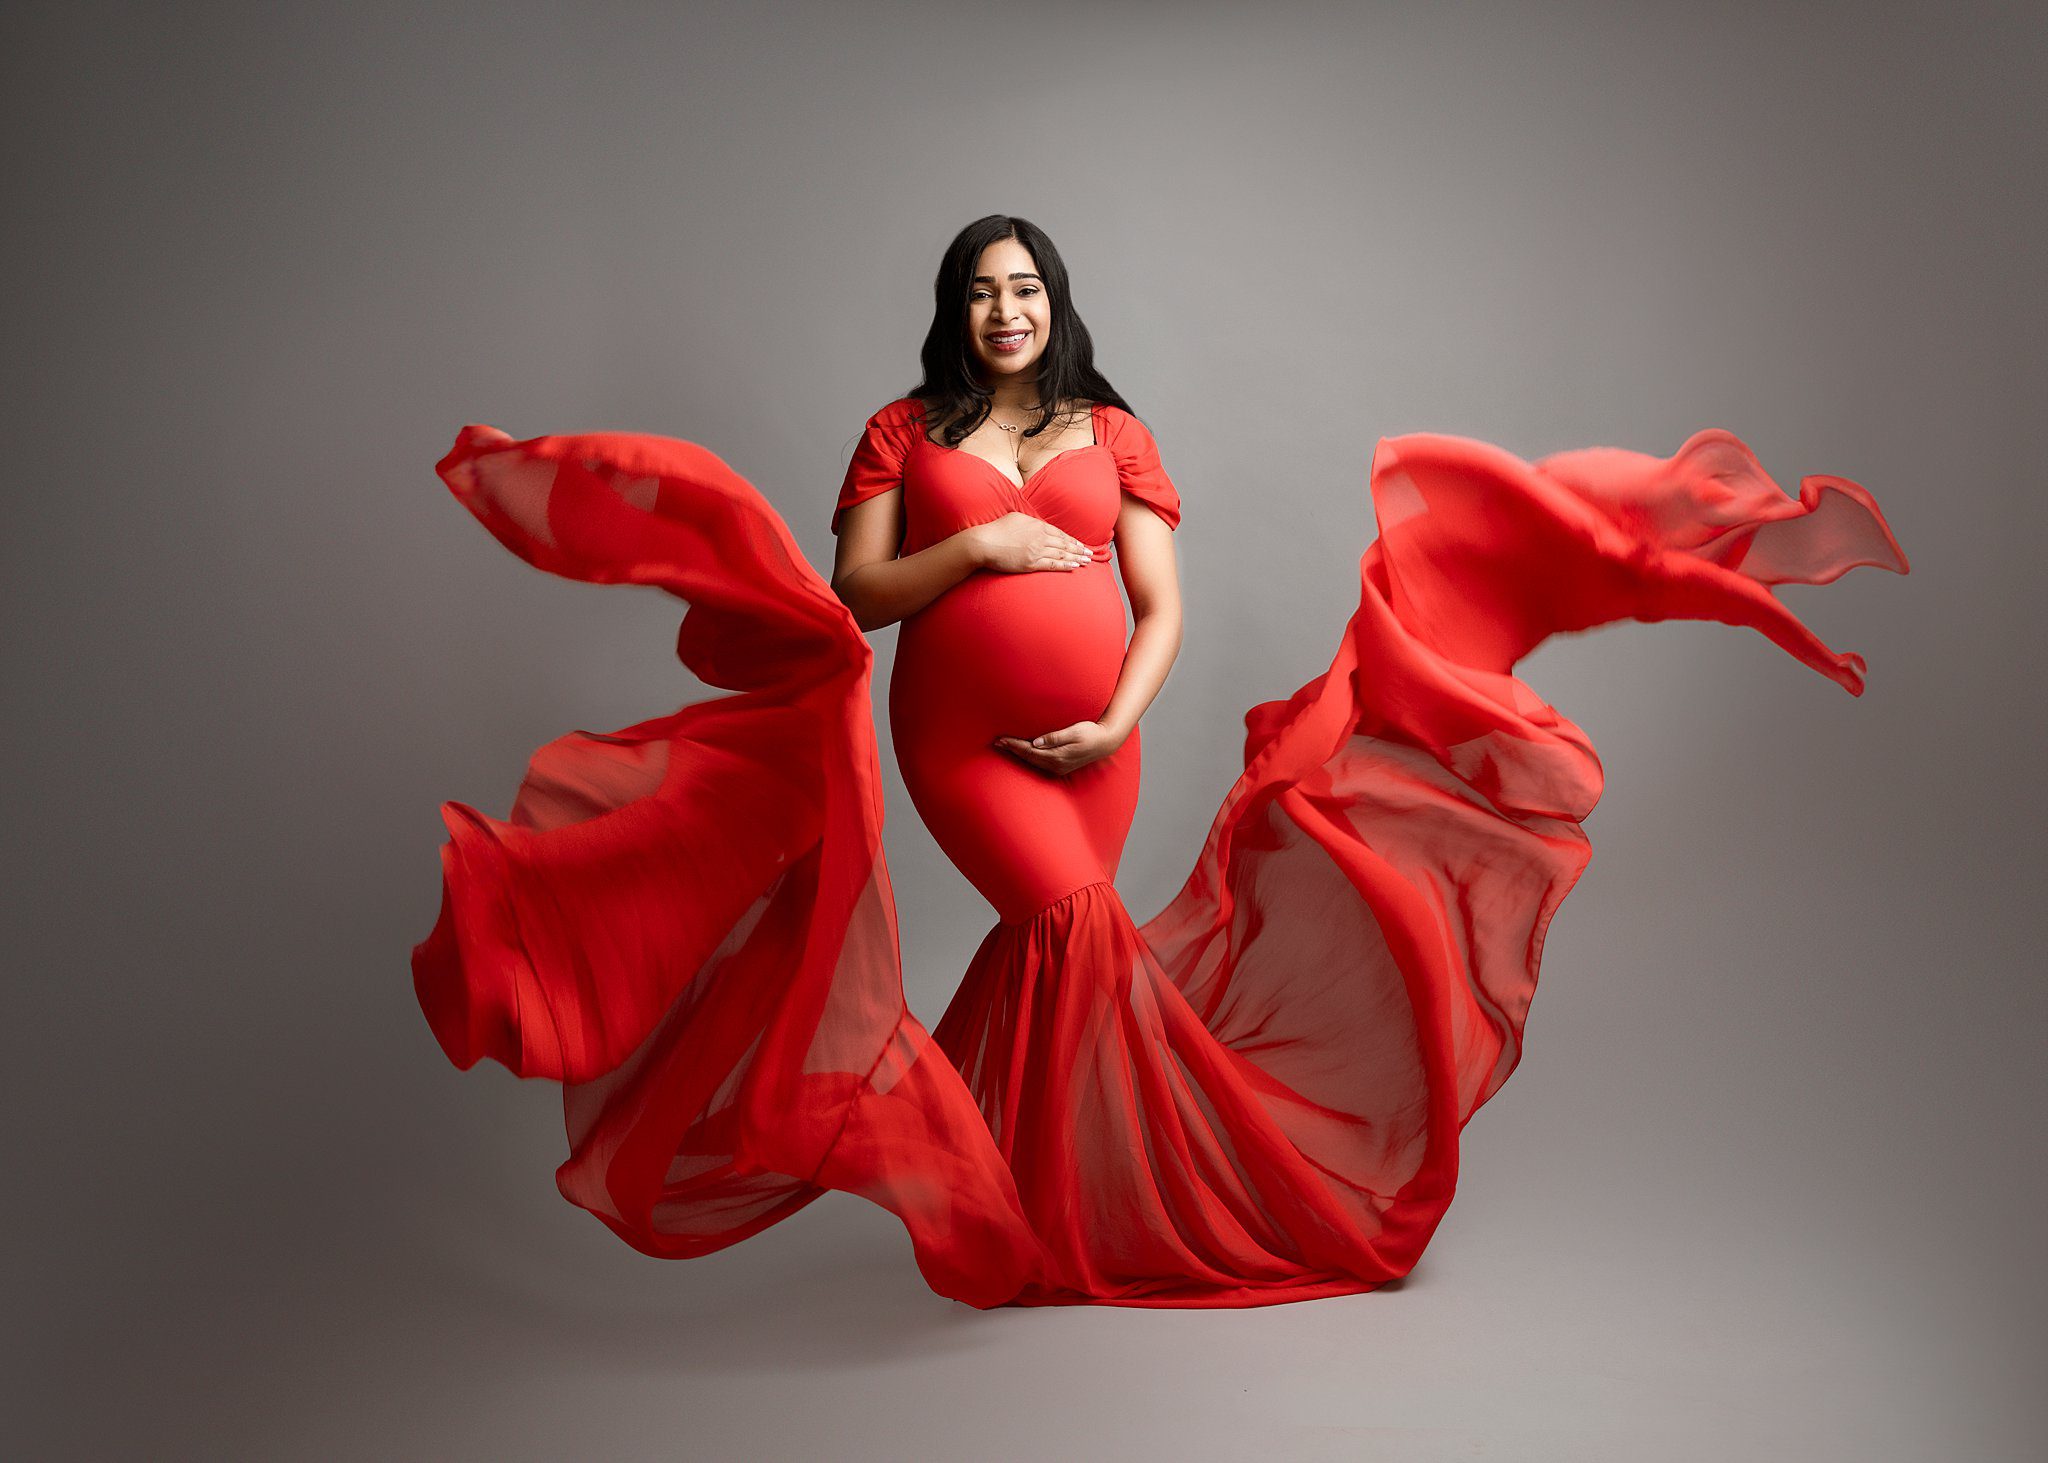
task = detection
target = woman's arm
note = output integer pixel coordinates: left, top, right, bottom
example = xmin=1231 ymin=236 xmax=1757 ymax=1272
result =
xmin=1097 ymin=495 xmax=1183 ymax=742
xmin=830 ymin=491 xmax=1094 ymax=633
xmin=830 ymin=489 xmax=978 ymax=631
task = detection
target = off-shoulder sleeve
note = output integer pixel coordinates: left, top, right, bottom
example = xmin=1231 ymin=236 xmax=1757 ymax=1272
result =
xmin=833 ymin=400 xmax=918 ymax=535
xmin=1103 ymin=406 xmax=1182 ymax=531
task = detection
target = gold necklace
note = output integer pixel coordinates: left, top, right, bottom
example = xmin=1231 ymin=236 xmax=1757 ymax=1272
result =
xmin=990 ymin=403 xmax=1044 ymax=469
xmin=990 ymin=403 xmax=1043 ymax=434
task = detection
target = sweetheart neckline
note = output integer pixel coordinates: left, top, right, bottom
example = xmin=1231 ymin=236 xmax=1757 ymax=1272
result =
xmin=916 ymin=401 xmax=1108 ymax=493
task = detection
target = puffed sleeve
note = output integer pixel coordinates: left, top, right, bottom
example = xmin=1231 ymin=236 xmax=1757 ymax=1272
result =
xmin=1103 ymin=406 xmax=1182 ymax=531
xmin=833 ymin=400 xmax=917 ymax=535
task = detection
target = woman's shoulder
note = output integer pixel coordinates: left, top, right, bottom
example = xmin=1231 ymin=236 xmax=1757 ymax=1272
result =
xmin=1090 ymin=400 xmax=1155 ymax=445
xmin=866 ymin=395 xmax=927 ymax=429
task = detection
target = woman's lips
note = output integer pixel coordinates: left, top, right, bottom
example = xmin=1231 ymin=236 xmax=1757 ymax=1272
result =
xmin=986 ymin=331 xmax=1030 ymax=354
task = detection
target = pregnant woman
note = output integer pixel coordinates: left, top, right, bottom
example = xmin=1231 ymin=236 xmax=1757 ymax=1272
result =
xmin=411 ymin=215 xmax=1909 ymax=1308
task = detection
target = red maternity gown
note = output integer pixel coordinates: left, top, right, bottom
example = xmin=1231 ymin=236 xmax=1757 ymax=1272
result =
xmin=411 ymin=395 xmax=1908 ymax=1309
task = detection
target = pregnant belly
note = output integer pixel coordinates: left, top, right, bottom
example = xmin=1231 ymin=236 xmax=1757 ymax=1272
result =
xmin=890 ymin=562 xmax=1129 ymax=741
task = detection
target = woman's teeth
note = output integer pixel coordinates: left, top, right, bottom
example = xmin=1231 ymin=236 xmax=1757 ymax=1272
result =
xmin=988 ymin=331 xmax=1029 ymax=351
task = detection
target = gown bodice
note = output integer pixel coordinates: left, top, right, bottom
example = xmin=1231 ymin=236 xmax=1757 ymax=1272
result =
xmin=833 ymin=396 xmax=1183 ymax=561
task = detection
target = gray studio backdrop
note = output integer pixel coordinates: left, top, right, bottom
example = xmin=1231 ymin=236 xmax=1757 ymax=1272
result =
xmin=6 ymin=2 xmax=2042 ymax=1460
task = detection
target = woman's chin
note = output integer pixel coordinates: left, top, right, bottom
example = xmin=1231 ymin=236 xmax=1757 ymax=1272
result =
xmin=977 ymin=354 xmax=1039 ymax=379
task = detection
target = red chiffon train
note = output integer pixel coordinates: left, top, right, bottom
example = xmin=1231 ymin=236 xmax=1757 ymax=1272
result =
xmin=411 ymin=415 xmax=1907 ymax=1308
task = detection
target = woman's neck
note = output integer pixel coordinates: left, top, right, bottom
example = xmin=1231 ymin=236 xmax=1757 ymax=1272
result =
xmin=985 ymin=377 xmax=1043 ymax=412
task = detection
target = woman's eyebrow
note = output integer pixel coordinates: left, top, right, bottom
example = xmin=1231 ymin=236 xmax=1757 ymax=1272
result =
xmin=972 ymin=271 xmax=1044 ymax=284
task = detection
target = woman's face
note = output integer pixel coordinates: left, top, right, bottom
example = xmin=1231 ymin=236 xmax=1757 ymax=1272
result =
xmin=965 ymin=237 xmax=1051 ymax=387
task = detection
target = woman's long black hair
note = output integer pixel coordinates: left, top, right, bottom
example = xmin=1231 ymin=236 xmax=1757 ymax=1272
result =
xmin=905 ymin=215 xmax=1135 ymax=446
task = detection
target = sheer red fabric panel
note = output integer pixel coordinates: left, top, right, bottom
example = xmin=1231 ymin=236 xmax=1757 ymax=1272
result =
xmin=412 ymin=427 xmax=1043 ymax=1306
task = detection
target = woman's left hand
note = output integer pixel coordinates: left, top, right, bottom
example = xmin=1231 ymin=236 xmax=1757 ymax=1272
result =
xmin=994 ymin=719 xmax=1125 ymax=776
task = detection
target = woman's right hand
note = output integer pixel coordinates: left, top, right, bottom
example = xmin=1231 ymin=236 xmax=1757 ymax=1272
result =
xmin=969 ymin=512 xmax=1093 ymax=573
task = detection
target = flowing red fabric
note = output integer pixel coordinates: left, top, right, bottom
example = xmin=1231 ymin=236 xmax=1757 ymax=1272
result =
xmin=412 ymin=406 xmax=1906 ymax=1308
